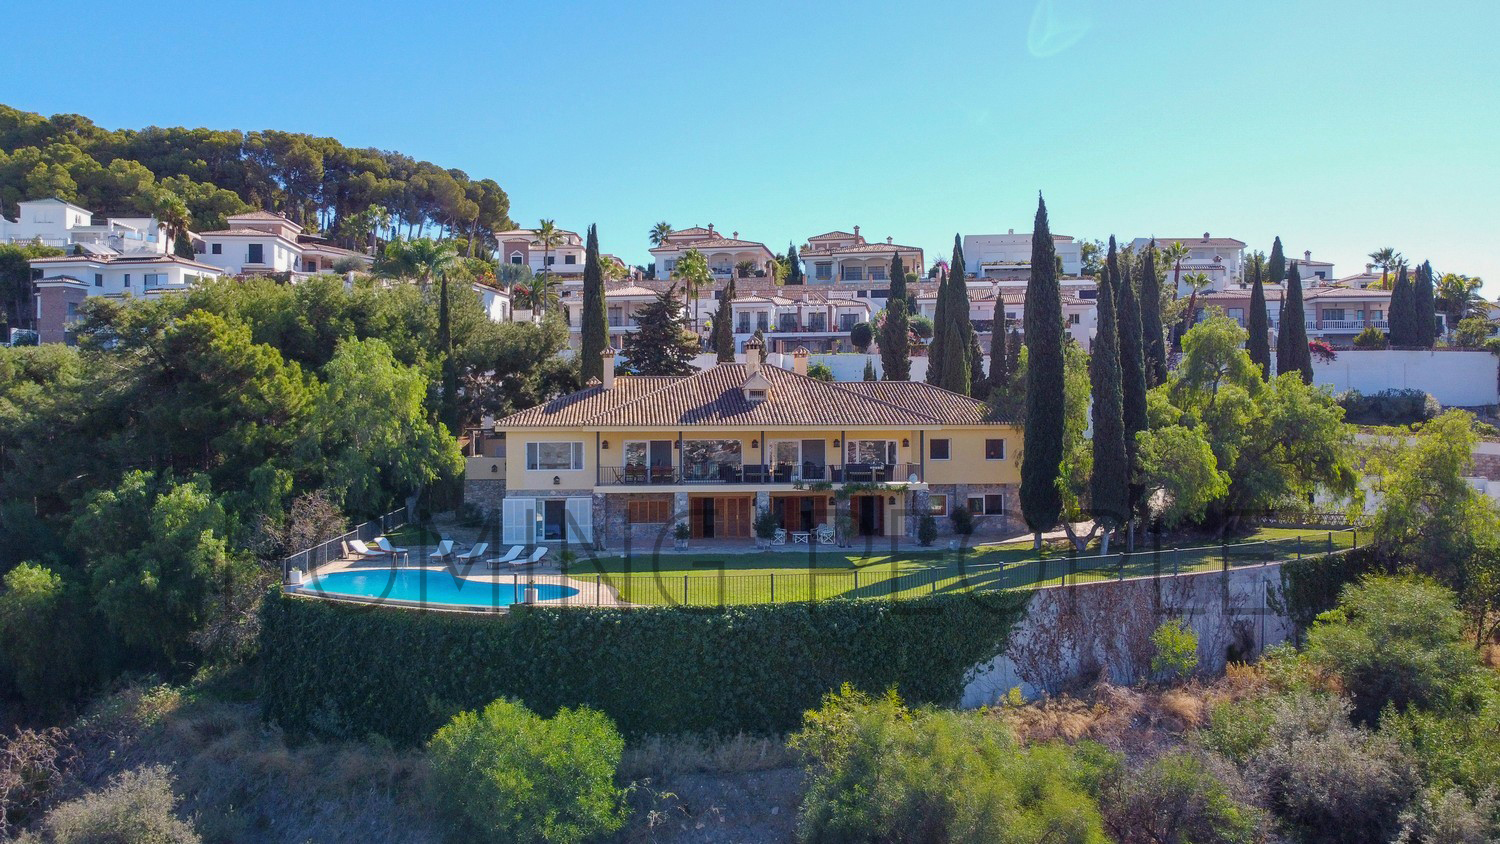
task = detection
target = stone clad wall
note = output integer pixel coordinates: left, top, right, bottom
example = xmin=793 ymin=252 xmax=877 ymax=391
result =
xmin=462 ymin=479 xmax=506 ymax=517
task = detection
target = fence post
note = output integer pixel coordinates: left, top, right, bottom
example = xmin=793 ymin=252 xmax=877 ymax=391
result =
xmin=596 ymin=575 xmax=601 ymax=606
xmin=770 ymin=572 xmax=775 ymax=603
xmin=1173 ymin=548 xmax=1179 ymax=577
xmin=683 ymin=574 xmax=689 ymax=605
xmin=1327 ymin=531 xmax=1333 ymax=554
xmin=1353 ymin=528 xmax=1358 ymax=549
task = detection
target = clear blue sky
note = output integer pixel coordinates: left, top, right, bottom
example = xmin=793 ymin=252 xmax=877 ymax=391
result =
xmin=3 ymin=0 xmax=1497 ymax=288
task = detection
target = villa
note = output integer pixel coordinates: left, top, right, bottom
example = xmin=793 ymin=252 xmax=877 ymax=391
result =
xmin=486 ymin=340 xmax=1021 ymax=548
xmin=497 ymin=226 xmax=587 ymax=280
xmin=1 ymin=198 xmax=172 ymax=254
xmin=799 ymin=227 xmax=925 ymax=285
xmin=29 ymin=252 xmax=225 ymax=343
xmin=963 ymin=230 xmax=1083 ymax=278
xmin=649 ymin=225 xmax=776 ymax=281
xmin=1129 ymin=233 xmax=1246 ymax=293
xmin=194 ymin=210 xmax=371 ymax=278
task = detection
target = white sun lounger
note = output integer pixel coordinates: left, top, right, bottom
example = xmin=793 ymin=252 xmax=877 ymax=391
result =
xmin=347 ymin=539 xmax=388 ymax=560
xmin=514 ymin=546 xmax=549 ymax=567
xmin=487 ymin=545 xmax=524 ymax=568
xmin=454 ymin=542 xmax=488 ymax=564
xmin=375 ymin=536 xmax=409 ymax=563
xmin=429 ymin=540 xmax=454 ymax=562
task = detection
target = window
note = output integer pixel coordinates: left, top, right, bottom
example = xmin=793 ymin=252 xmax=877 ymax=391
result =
xmin=144 ymin=273 xmax=166 ymax=288
xmin=737 ymin=316 xmax=750 ymax=333
xmin=564 ymin=254 xmax=577 ymax=265
xmin=984 ymin=494 xmax=1005 ymax=514
xmin=868 ymin=266 xmax=886 ymax=281
xmin=930 ymin=494 xmax=948 ymax=516
xmin=814 ymin=262 xmax=833 ymax=280
xmin=93 ymin=273 xmax=102 ymax=287
xmin=747 ymin=389 xmax=767 ymax=401
xmin=985 ymin=439 xmax=1005 ymax=460
xmin=526 ymin=441 xmax=583 ymax=470
xmin=841 ymin=266 xmax=863 ymax=281
xmin=1322 ymin=308 xmax=1345 ymax=321
xmin=967 ymin=496 xmax=984 ymax=514
xmin=683 ymin=439 xmax=742 ymax=480
xmin=929 ymin=438 xmax=951 ymax=460
xmin=847 ymin=440 xmax=895 ymax=465
xmin=546 ymin=256 xmax=555 ymax=265
xmin=839 ymin=314 xmax=857 ymax=331
xmin=756 ymin=313 xmax=769 ymax=331
xmin=1228 ymin=307 xmax=1245 ymax=325
xmin=123 ymin=274 xmax=130 ymax=287
xmin=247 ymin=243 xmax=264 ymax=264
xmin=1067 ymin=313 xmax=1080 ymax=325
xmin=211 ymin=243 xmax=222 ymax=255
xmin=1370 ymin=309 xmax=1383 ymax=321
xmin=627 ymin=498 xmax=671 ymax=524
xmin=509 ymin=252 xmax=523 ymax=265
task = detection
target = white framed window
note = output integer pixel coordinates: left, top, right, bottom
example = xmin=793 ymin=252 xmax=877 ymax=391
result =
xmin=814 ymin=262 xmax=833 ymax=280
xmin=985 ymin=439 xmax=1005 ymax=460
xmin=509 ymin=251 xmax=524 ymax=265
xmin=846 ymin=440 xmax=896 ymax=465
xmin=930 ymin=494 xmax=948 ymax=516
xmin=841 ymin=266 xmax=863 ymax=281
xmin=868 ymin=266 xmax=886 ymax=281
xmin=984 ymin=494 xmax=1005 ymax=514
xmin=526 ymin=441 xmax=583 ymax=470
xmin=967 ymin=496 xmax=984 ymax=514
xmin=211 ymin=243 xmax=222 ymax=255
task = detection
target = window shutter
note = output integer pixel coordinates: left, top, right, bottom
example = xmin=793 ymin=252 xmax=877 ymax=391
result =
xmin=565 ymin=497 xmax=592 ymax=545
xmin=503 ymin=498 xmax=536 ymax=544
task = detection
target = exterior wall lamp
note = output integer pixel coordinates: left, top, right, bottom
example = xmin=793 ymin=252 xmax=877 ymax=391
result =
xmin=553 ymin=476 xmax=561 ymax=485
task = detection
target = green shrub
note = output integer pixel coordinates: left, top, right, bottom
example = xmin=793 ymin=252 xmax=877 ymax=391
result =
xmin=790 ymin=686 xmax=1108 ymax=843
xmin=806 ymin=362 xmax=835 ymax=382
xmin=1149 ymin=618 xmax=1199 ymax=683
xmin=0 ymin=564 xmax=99 ymax=717
xmin=1394 ymin=786 xmax=1500 ymax=844
xmin=1336 ymin=388 xmax=1440 ymax=426
xmin=1083 ymin=748 xmax=1266 ymax=844
xmin=949 ymin=505 xmax=975 ymax=536
xmin=1306 ymin=576 xmax=1479 ymax=725
xmin=428 ymin=699 xmax=625 ymax=844
xmin=752 ymin=507 xmax=779 ymax=540
xmin=24 ymin=765 xmax=200 ymax=844
xmin=1277 ymin=545 xmax=1385 ymax=633
xmin=1453 ymin=316 xmax=1494 ymax=349
xmin=1351 ymin=326 xmax=1388 ymax=350
xmin=917 ymin=514 xmax=938 ymax=546
xmin=260 ymin=589 xmax=1027 ymax=745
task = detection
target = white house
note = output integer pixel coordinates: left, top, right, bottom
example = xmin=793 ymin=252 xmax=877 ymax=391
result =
xmin=496 ymin=227 xmax=587 ymax=280
xmin=798 ymin=227 xmax=924 ymax=286
xmin=193 ymin=210 xmax=371 ymax=278
xmin=729 ymin=291 xmax=876 ymax=354
xmin=1129 ymin=233 xmax=1246 ymax=293
xmin=1 ymin=198 xmax=171 ymax=254
xmin=963 ymin=230 xmax=1083 ymax=278
xmin=472 ymin=282 xmax=512 ymax=323
xmin=29 ymin=252 xmax=224 ymax=343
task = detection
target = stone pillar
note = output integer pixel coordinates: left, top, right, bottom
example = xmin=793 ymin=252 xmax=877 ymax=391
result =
xmin=591 ymin=493 xmax=608 ymax=550
xmin=673 ymin=491 xmax=691 ymax=533
xmin=754 ymin=490 xmax=770 ymax=513
xmin=907 ymin=489 xmax=931 ymax=537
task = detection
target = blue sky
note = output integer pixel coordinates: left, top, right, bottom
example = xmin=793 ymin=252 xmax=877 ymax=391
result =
xmin=3 ymin=0 xmax=1497 ymax=288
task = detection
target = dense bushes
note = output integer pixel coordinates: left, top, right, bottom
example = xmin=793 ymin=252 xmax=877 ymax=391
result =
xmin=428 ymin=699 xmax=625 ymax=844
xmin=1277 ymin=544 xmax=1385 ymax=631
xmin=260 ymin=589 xmax=1028 ymax=745
xmin=1336 ymin=388 xmax=1440 ymax=426
xmin=20 ymin=766 xmax=200 ymax=844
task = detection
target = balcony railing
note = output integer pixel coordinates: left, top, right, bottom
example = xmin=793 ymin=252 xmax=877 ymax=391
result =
xmin=597 ymin=463 xmax=924 ymax=487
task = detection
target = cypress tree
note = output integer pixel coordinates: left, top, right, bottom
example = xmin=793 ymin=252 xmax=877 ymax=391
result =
xmin=1021 ymin=195 xmax=1066 ymax=546
xmin=437 ymin=266 xmax=458 ymax=434
xmin=1267 ymin=236 xmax=1286 ymax=286
xmin=1091 ymin=256 xmax=1128 ymax=551
xmin=968 ymin=328 xmax=987 ymax=399
xmin=579 ymin=223 xmax=609 ymax=383
xmin=710 ymin=275 xmax=736 ymax=362
xmin=1115 ymin=252 xmax=1148 ymax=531
xmin=987 ymin=298 xmax=1010 ymax=397
xmin=1389 ymin=264 xmax=1414 ymax=346
xmin=862 ymin=359 xmax=877 ymax=381
xmin=785 ymin=243 xmax=803 ymax=286
xmin=1413 ymin=260 xmax=1437 ymax=347
xmin=1247 ymin=258 xmax=1271 ymax=380
xmin=1276 ymin=262 xmax=1313 ymax=383
xmin=879 ymin=252 xmax=911 ymax=380
xmin=941 ymin=234 xmax=973 ymax=394
xmin=926 ymin=267 xmax=950 ymax=388
xmin=1138 ymin=238 xmax=1168 ymax=386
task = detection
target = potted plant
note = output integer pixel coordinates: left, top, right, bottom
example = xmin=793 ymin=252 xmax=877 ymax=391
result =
xmin=672 ymin=521 xmax=690 ymax=550
xmin=753 ymin=507 xmax=778 ymax=549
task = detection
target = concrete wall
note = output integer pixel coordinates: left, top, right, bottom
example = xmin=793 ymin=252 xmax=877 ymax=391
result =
xmin=1302 ymin=349 xmax=1498 ymax=407
xmin=963 ymin=563 xmax=1293 ymax=707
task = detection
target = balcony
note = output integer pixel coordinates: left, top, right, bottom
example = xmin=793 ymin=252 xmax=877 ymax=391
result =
xmin=597 ymin=463 xmax=924 ymax=487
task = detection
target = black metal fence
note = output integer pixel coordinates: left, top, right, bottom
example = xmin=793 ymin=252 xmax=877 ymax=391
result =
xmin=281 ymin=508 xmax=405 ymax=581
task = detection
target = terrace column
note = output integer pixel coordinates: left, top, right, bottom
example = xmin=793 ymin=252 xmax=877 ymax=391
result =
xmin=673 ymin=491 xmax=690 ymax=537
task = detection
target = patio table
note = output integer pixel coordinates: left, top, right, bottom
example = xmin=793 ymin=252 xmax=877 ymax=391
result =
xmin=792 ymin=531 xmax=811 ymax=544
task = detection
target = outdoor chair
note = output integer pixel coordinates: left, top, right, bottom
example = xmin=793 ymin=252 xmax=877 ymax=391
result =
xmin=487 ymin=545 xmax=524 ymax=568
xmin=375 ymin=537 xmax=409 ymax=563
xmin=772 ymin=528 xmax=787 ymax=546
xmin=524 ymin=546 xmax=549 ymax=565
xmin=346 ymin=539 xmax=388 ymax=560
xmin=816 ymin=525 xmax=836 ymax=545
xmin=428 ymin=539 xmax=454 ymax=562
xmin=454 ymin=542 xmax=488 ymax=564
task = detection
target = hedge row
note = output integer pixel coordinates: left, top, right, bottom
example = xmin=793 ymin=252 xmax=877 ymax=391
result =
xmin=259 ymin=590 xmax=1029 ymax=746
xmin=1278 ymin=544 xmax=1388 ymax=630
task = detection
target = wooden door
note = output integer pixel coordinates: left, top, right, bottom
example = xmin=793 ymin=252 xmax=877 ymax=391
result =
xmin=715 ymin=496 xmax=751 ymax=538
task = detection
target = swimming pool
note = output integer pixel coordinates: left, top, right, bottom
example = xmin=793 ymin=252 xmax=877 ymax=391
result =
xmin=302 ymin=568 xmax=579 ymax=608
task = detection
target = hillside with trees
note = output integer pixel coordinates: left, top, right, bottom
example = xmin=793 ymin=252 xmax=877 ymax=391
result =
xmin=0 ymin=105 xmax=512 ymax=255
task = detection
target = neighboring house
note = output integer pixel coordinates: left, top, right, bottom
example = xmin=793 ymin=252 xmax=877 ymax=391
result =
xmin=1290 ymin=250 xmax=1335 ymax=284
xmin=490 ymin=341 xmax=1021 ymax=546
xmin=558 ymin=284 xmax=662 ymax=348
xmin=472 ymin=282 xmax=512 ymax=323
xmin=1336 ymin=265 xmax=1385 ymax=289
xmin=496 ymin=227 xmax=587 ymax=280
xmin=649 ymin=225 xmax=775 ymax=281
xmin=916 ymin=283 xmax=1097 ymax=348
xmin=729 ymin=292 xmax=876 ymax=353
xmin=1194 ymin=286 xmax=1443 ymax=346
xmin=194 ymin=210 xmax=371 ymax=278
xmin=798 ymin=227 xmax=925 ymax=285
xmin=0 ymin=198 xmax=171 ymax=254
xmin=1128 ymin=233 xmax=1246 ymax=293
xmin=963 ymin=230 xmax=1083 ymax=278
xmin=29 ymin=252 xmax=224 ymax=343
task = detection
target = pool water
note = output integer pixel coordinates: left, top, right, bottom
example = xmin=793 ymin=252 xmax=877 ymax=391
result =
xmin=303 ymin=568 xmax=579 ymax=608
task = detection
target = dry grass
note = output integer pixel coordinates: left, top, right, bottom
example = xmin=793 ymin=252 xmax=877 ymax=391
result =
xmin=1482 ymin=642 xmax=1499 ymax=670
xmin=620 ymin=733 xmax=796 ymax=781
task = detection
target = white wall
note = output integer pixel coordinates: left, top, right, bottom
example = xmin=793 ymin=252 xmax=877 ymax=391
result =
xmin=1303 ymin=349 xmax=1498 ymax=407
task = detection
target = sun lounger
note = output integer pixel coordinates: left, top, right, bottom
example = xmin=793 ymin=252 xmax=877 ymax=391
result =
xmin=454 ymin=542 xmax=488 ymax=564
xmin=487 ymin=545 xmax=524 ymax=568
xmin=347 ymin=539 xmax=388 ymax=560
xmin=428 ymin=540 xmax=454 ymax=562
xmin=511 ymin=546 xmax=549 ymax=567
xmin=375 ymin=536 xmax=409 ymax=563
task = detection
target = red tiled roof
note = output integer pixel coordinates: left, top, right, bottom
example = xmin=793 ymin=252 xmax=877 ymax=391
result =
xmin=496 ymin=363 xmax=999 ymax=429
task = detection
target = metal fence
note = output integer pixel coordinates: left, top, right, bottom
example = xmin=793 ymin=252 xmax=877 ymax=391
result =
xmin=281 ymin=508 xmax=405 ymax=581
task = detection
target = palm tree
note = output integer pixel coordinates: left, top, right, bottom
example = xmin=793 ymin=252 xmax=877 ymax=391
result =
xmin=1159 ymin=241 xmax=1191 ymax=294
xmin=1367 ymin=247 xmax=1404 ymax=289
xmin=1436 ymin=272 xmax=1486 ymax=328
xmin=734 ymin=259 xmax=757 ymax=279
xmin=378 ymin=238 xmax=456 ymax=288
xmin=649 ymin=221 xmax=673 ymax=247
xmin=1178 ymin=271 xmax=1213 ymax=334
xmin=671 ymin=247 xmax=712 ymax=332
xmin=513 ymin=273 xmax=561 ymax=314
xmin=533 ymin=219 xmax=564 ymax=313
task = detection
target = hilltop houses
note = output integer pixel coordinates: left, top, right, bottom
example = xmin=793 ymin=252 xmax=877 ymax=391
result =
xmin=799 ymin=227 xmax=924 ymax=286
xmin=194 ymin=210 xmax=371 ymax=277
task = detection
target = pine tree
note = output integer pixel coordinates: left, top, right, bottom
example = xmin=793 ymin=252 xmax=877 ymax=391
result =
xmin=1115 ymin=252 xmax=1148 ymax=531
xmin=1138 ymin=238 xmax=1168 ymax=386
xmin=785 ymin=243 xmax=803 ymax=286
xmin=1389 ymin=264 xmax=1414 ymax=346
xmin=862 ymin=359 xmax=877 ymax=381
xmin=1022 ymin=195 xmax=1066 ymax=545
xmin=622 ymin=284 xmax=698 ymax=375
xmin=579 ymin=223 xmax=609 ymax=383
xmin=931 ymin=234 xmax=972 ymax=394
xmin=1090 ymin=255 xmax=1128 ymax=551
xmin=1413 ymin=260 xmax=1437 ymax=347
xmin=710 ymin=275 xmax=736 ymax=362
xmin=1247 ymin=258 xmax=1271 ymax=380
xmin=879 ymin=252 xmax=911 ymax=380
xmin=1267 ymin=236 xmax=1286 ymax=286
xmin=1276 ymin=262 xmax=1313 ymax=383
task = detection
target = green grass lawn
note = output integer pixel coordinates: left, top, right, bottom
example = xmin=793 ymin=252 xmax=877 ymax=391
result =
xmin=559 ymin=526 xmax=1357 ymax=606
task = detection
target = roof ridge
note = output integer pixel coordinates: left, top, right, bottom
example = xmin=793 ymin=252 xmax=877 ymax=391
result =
xmin=568 ymin=368 xmax=716 ymax=425
xmin=765 ymin=366 xmax=948 ymax=425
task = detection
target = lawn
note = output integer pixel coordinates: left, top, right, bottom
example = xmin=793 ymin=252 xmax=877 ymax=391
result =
xmin=559 ymin=526 xmax=1357 ymax=606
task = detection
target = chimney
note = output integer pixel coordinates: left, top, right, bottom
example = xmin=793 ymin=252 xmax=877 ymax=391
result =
xmin=732 ymin=231 xmax=738 ymax=239
xmin=1008 ymin=228 xmax=1015 ymax=235
xmin=1304 ymin=250 xmax=1312 ymax=262
xmin=792 ymin=346 xmax=809 ymax=376
xmin=744 ymin=337 xmax=763 ymax=376
xmin=886 ymin=236 xmax=893 ymax=244
xmin=853 ymin=225 xmax=860 ymax=238
xmin=1366 ymin=263 xmax=1375 ymax=273
xmin=707 ymin=223 xmax=715 ymax=234
xmin=1203 ymin=232 xmax=1211 ymax=240
xmin=600 ymin=348 xmax=616 ymax=389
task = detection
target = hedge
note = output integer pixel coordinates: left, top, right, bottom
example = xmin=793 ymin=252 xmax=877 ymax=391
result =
xmin=259 ymin=590 xmax=1029 ymax=746
xmin=1278 ymin=545 xmax=1387 ymax=631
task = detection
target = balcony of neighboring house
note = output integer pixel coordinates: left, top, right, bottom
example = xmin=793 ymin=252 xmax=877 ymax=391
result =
xmin=597 ymin=461 xmax=925 ymax=487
